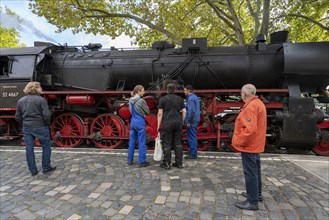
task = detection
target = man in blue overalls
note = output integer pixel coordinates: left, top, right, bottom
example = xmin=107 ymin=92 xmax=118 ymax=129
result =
xmin=184 ymin=85 xmax=200 ymax=159
xmin=127 ymin=85 xmax=150 ymax=167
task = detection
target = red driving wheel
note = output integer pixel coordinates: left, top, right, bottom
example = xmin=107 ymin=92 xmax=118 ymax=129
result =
xmin=313 ymin=123 xmax=329 ymax=156
xmin=313 ymin=136 xmax=329 ymax=156
xmin=145 ymin=114 xmax=158 ymax=150
xmin=51 ymin=113 xmax=84 ymax=148
xmin=313 ymin=120 xmax=329 ymax=156
xmin=145 ymin=114 xmax=158 ymax=138
xmin=90 ymin=113 xmax=125 ymax=149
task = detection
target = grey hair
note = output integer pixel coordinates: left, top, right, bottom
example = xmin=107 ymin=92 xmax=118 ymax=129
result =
xmin=241 ymin=84 xmax=256 ymax=96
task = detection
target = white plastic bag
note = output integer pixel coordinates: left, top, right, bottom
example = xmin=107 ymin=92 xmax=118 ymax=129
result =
xmin=153 ymin=134 xmax=163 ymax=161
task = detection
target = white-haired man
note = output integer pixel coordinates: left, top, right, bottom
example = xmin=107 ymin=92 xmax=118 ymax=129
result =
xmin=232 ymin=84 xmax=267 ymax=210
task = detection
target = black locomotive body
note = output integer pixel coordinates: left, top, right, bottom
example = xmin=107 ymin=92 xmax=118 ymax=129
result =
xmin=1 ymin=31 xmax=328 ymax=155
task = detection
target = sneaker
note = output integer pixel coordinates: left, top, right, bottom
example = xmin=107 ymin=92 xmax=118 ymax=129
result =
xmin=139 ymin=161 xmax=150 ymax=167
xmin=241 ymin=192 xmax=263 ymax=202
xmin=42 ymin=166 xmax=57 ymax=174
xmin=172 ymin=163 xmax=183 ymax=169
xmin=184 ymin=155 xmax=197 ymax=159
xmin=127 ymin=162 xmax=133 ymax=166
xmin=160 ymin=162 xmax=170 ymax=170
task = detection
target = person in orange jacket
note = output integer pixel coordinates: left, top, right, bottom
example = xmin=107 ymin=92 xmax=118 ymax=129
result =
xmin=232 ymin=84 xmax=267 ymax=211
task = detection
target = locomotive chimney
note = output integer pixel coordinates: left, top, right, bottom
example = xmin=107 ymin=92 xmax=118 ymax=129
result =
xmin=256 ymin=34 xmax=267 ymax=51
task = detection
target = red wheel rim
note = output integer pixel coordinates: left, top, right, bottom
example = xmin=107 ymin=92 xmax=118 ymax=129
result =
xmin=313 ymin=121 xmax=329 ymax=156
xmin=313 ymin=130 xmax=329 ymax=156
xmin=182 ymin=124 xmax=213 ymax=151
xmin=51 ymin=113 xmax=84 ymax=148
xmin=90 ymin=113 xmax=125 ymax=149
xmin=313 ymin=140 xmax=329 ymax=156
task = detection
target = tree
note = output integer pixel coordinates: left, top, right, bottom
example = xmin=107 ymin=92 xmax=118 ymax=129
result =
xmin=270 ymin=0 xmax=329 ymax=42
xmin=0 ymin=7 xmax=26 ymax=48
xmin=0 ymin=27 xmax=25 ymax=48
xmin=30 ymin=0 xmax=329 ymax=47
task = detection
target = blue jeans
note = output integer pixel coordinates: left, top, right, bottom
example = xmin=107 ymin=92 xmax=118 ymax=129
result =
xmin=241 ymin=152 xmax=262 ymax=205
xmin=22 ymin=127 xmax=52 ymax=173
xmin=187 ymin=123 xmax=198 ymax=157
xmin=127 ymin=120 xmax=147 ymax=164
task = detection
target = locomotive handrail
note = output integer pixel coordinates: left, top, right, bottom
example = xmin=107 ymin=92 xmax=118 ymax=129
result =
xmin=42 ymin=89 xmax=289 ymax=95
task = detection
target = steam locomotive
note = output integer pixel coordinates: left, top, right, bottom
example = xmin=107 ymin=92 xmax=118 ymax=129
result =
xmin=1 ymin=31 xmax=328 ymax=155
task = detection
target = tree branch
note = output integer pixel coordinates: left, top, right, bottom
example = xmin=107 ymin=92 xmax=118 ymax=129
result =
xmin=221 ymin=28 xmax=239 ymax=45
xmin=206 ymin=0 xmax=236 ymax=31
xmin=76 ymin=1 xmax=181 ymax=45
xmin=206 ymin=0 xmax=241 ymax=45
xmin=246 ymin=0 xmax=256 ymax=18
xmin=260 ymin=0 xmax=270 ymax=37
xmin=180 ymin=2 xmax=205 ymax=21
xmin=206 ymin=0 xmax=233 ymax=21
xmin=246 ymin=0 xmax=261 ymax=44
xmin=225 ymin=0 xmax=246 ymax=45
xmin=319 ymin=17 xmax=329 ymax=22
xmin=206 ymin=26 xmax=215 ymax=38
xmin=210 ymin=0 xmax=227 ymax=7
xmin=276 ymin=13 xmax=329 ymax=31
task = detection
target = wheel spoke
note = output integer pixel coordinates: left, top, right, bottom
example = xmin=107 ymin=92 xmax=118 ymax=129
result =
xmin=96 ymin=121 xmax=103 ymax=128
xmin=53 ymin=125 xmax=62 ymax=130
xmin=90 ymin=114 xmax=125 ymax=149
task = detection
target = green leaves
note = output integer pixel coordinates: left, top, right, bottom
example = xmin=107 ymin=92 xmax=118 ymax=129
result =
xmin=0 ymin=27 xmax=26 ymax=48
xmin=0 ymin=7 xmax=26 ymax=48
xmin=29 ymin=0 xmax=328 ymax=47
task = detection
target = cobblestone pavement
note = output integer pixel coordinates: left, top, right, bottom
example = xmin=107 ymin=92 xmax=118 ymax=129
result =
xmin=0 ymin=146 xmax=328 ymax=220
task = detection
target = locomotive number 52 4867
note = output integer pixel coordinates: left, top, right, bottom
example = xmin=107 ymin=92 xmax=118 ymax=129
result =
xmin=2 ymin=92 xmax=19 ymax=98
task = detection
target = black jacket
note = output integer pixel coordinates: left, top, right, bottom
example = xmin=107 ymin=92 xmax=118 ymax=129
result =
xmin=15 ymin=95 xmax=51 ymax=127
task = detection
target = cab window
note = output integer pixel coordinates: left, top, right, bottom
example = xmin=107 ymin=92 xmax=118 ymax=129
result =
xmin=0 ymin=56 xmax=10 ymax=77
xmin=10 ymin=56 xmax=35 ymax=78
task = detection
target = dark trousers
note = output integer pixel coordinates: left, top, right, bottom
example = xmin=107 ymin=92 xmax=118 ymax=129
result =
xmin=161 ymin=121 xmax=183 ymax=166
xmin=22 ymin=126 xmax=52 ymax=173
xmin=241 ymin=152 xmax=262 ymax=205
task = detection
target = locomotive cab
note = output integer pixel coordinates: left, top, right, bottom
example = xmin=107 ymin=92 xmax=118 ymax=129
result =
xmin=0 ymin=46 xmax=56 ymax=109
xmin=0 ymin=53 xmax=36 ymax=108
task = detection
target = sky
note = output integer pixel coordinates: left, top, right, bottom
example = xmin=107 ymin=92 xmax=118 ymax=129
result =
xmin=0 ymin=0 xmax=133 ymax=48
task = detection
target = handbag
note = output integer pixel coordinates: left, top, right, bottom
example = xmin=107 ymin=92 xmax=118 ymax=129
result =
xmin=153 ymin=134 xmax=163 ymax=161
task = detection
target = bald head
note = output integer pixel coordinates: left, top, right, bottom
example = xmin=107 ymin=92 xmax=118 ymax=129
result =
xmin=241 ymin=84 xmax=256 ymax=102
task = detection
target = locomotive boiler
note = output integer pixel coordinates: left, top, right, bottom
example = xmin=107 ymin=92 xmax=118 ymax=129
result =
xmin=0 ymin=31 xmax=328 ymax=155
